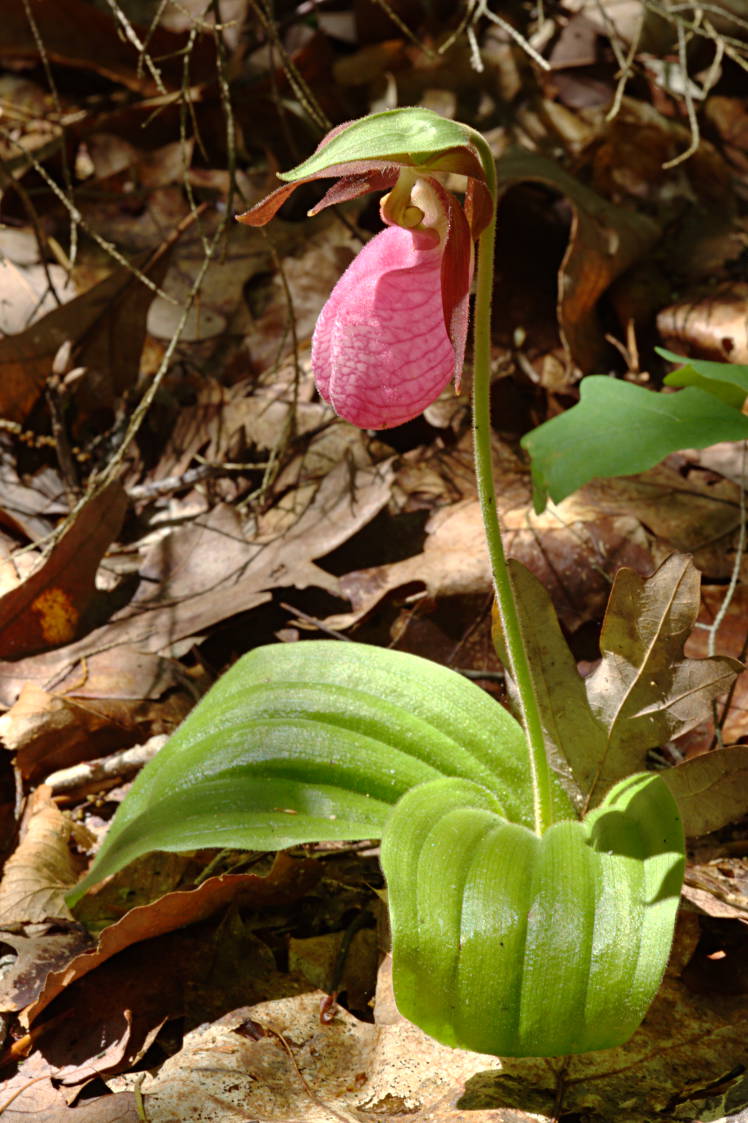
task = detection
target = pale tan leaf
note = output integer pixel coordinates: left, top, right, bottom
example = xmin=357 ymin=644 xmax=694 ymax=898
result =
xmin=0 ymin=787 xmax=77 ymax=924
xmin=584 ymin=555 xmax=742 ymax=803
xmin=662 ymin=745 xmax=748 ymax=838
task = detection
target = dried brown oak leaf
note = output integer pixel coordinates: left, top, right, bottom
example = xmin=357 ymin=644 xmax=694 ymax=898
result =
xmin=494 ymin=148 xmax=660 ymax=374
xmin=0 ymin=786 xmax=81 ymax=924
xmin=0 ymin=480 xmax=127 ymax=659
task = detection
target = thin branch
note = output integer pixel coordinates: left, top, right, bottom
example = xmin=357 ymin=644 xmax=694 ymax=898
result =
xmin=707 ymin=442 xmax=747 ymax=660
xmin=20 ymin=0 xmax=79 ymax=267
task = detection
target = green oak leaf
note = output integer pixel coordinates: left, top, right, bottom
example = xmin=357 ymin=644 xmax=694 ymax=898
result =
xmin=521 ymin=377 xmax=748 ymax=511
xmin=382 ymin=771 xmax=684 ymax=1057
xmin=659 ymin=348 xmax=748 ymax=408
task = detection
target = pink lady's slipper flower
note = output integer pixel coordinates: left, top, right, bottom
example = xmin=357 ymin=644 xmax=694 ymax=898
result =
xmin=237 ymin=111 xmax=492 ymax=429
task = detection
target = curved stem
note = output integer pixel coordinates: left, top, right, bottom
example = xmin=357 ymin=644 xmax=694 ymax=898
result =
xmin=469 ymin=138 xmax=554 ymax=836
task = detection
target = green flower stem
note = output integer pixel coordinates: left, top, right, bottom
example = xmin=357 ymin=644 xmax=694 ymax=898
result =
xmin=469 ymin=138 xmax=554 ymax=836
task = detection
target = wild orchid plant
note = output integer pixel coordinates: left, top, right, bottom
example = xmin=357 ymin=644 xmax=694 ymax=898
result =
xmin=68 ymin=110 xmax=689 ymax=1059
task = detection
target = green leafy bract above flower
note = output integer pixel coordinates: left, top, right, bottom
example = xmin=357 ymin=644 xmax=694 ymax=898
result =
xmin=277 ymin=108 xmax=482 ymax=181
xmin=236 ymin=107 xmax=492 ymax=240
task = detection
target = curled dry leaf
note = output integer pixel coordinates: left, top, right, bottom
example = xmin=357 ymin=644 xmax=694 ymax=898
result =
xmin=494 ymin=148 xmax=660 ymax=373
xmin=25 ymin=854 xmax=321 ymax=1027
xmin=584 ymin=554 xmax=742 ymax=804
xmin=0 ymin=480 xmax=127 ymax=659
xmin=0 ymin=787 xmax=80 ymax=925
xmin=0 ymin=681 xmax=192 ymax=784
xmin=658 ymin=281 xmax=748 ymax=365
xmin=325 ymin=489 xmax=651 ymax=634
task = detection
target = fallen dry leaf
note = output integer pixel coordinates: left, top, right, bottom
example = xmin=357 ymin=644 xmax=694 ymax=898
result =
xmin=102 ymin=918 xmax=748 ymax=1123
xmin=491 ymin=555 xmax=743 ymax=811
xmin=0 ymin=458 xmax=392 ymax=708
xmin=0 ymin=258 xmax=74 ymax=335
xmin=0 ymin=0 xmax=215 ymax=95
xmin=0 ymin=644 xmax=189 ymax=712
xmin=0 ymin=680 xmax=192 ymax=784
xmin=26 ymin=853 xmax=321 ymax=1026
xmin=706 ymin=95 xmax=748 ymax=185
xmin=683 ymin=854 xmax=748 ymax=922
xmin=0 ymin=239 xmax=173 ymax=425
xmin=325 ymin=488 xmax=651 ymax=634
xmin=495 ymin=148 xmax=660 ymax=373
xmin=0 ymin=787 xmax=79 ymax=925
xmin=63 ymin=460 xmax=388 ymax=653
xmin=658 ymin=281 xmax=748 ymax=365
xmin=581 ymin=458 xmax=743 ymax=581
xmin=0 ymin=1050 xmax=76 ymax=1122
xmin=20 ymin=911 xmax=305 ymax=1087
xmin=0 ymin=459 xmax=67 ymax=543
xmin=123 ymin=988 xmax=506 ymax=1122
xmin=584 ymin=555 xmax=741 ymax=804
xmin=663 ymin=746 xmax=748 ymax=838
xmin=0 ymin=924 xmax=93 ymax=1013
xmin=2 ymin=1091 xmax=142 ymax=1122
xmin=0 ymin=480 xmax=127 ymax=659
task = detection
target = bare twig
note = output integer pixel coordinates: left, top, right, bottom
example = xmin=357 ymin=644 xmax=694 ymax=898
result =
xmin=102 ymin=0 xmax=168 ymax=91
xmin=458 ymin=0 xmax=552 ymax=72
xmin=20 ymin=0 xmax=79 ymax=268
xmin=2 ymin=131 xmax=182 ymax=305
xmin=249 ymin=0 xmax=331 ymax=132
xmin=705 ymin=442 xmax=746 ymax=661
xmin=47 ymin=736 xmax=167 ymax=795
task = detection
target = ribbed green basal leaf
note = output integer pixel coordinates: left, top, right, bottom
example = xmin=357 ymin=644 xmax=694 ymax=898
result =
xmin=68 ymin=642 xmax=572 ymax=906
xmin=278 ymin=108 xmax=472 ymax=181
xmin=382 ymin=771 xmax=684 ymax=1057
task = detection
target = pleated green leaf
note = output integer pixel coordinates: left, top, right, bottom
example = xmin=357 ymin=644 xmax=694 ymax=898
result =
xmin=381 ymin=771 xmax=684 ymax=1057
xmin=277 ymin=108 xmax=474 ymax=181
xmin=68 ymin=642 xmax=572 ymax=906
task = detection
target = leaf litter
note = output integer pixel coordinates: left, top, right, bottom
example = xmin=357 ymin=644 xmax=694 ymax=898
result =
xmin=0 ymin=2 xmax=747 ymax=1120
